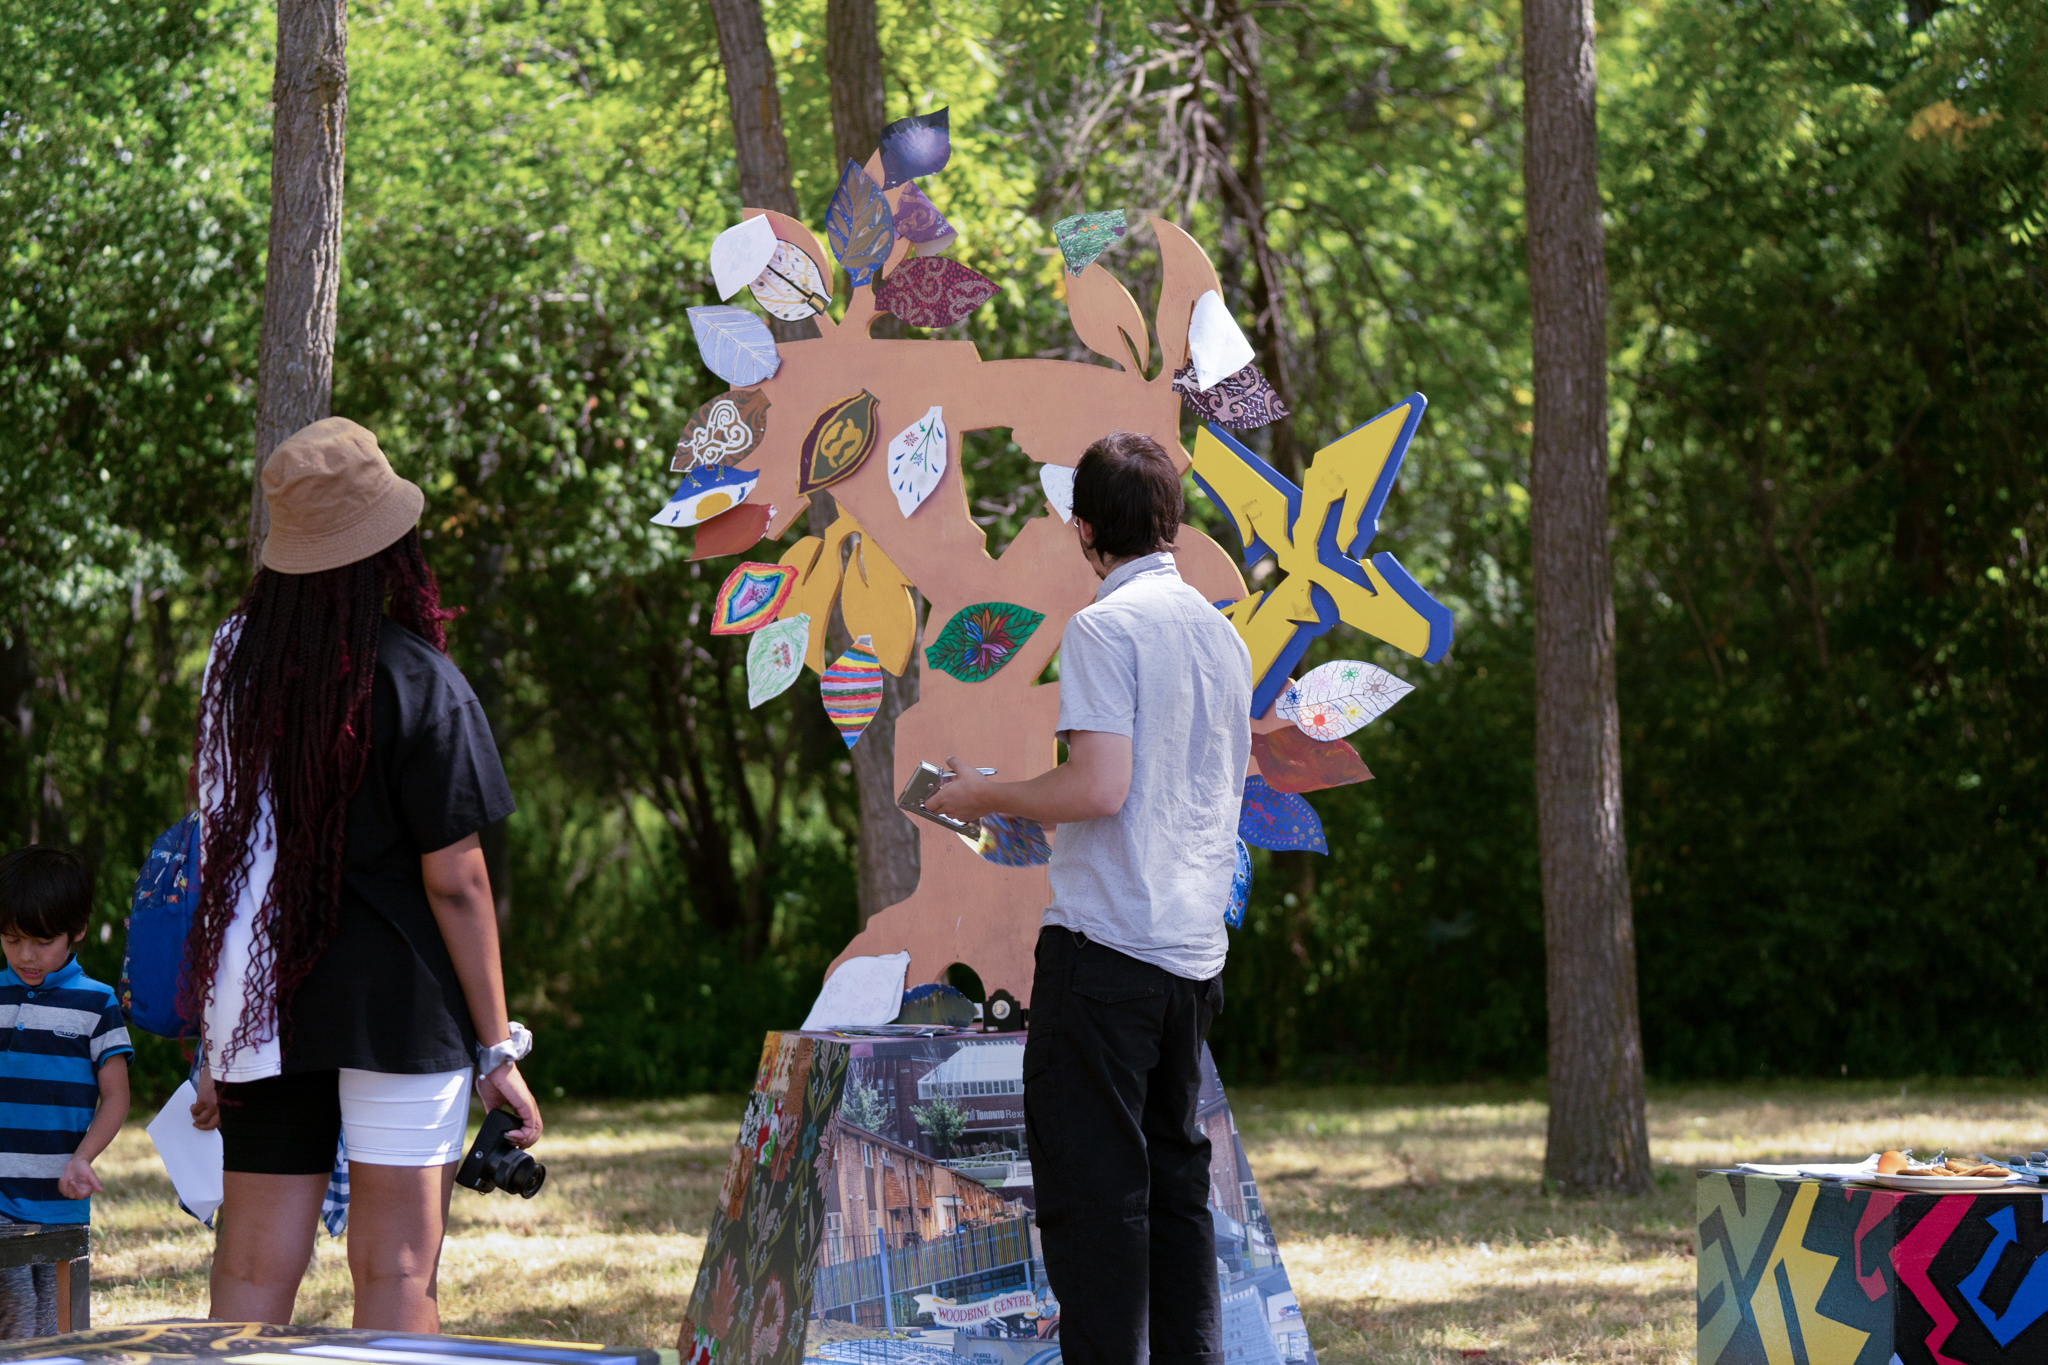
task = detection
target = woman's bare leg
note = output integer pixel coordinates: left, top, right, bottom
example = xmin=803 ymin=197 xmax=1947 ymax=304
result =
xmin=210 ymin=1172 xmax=328 ymax=1323
xmin=346 ymin=1161 xmax=459 ymax=1332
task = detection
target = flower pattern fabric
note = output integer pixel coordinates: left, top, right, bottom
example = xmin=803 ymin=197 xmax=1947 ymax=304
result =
xmin=683 ymin=1034 xmax=851 ymax=1365
xmin=1171 ymin=361 xmax=1290 ymax=431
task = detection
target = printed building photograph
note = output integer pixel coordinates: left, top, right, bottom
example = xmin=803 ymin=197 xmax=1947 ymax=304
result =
xmin=800 ymin=1034 xmax=1313 ymax=1365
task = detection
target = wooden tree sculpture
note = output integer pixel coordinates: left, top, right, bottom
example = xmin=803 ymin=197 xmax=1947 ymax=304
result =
xmin=672 ymin=139 xmax=1451 ymax=1004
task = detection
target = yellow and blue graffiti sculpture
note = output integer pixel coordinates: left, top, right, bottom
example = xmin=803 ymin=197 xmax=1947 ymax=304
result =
xmin=1189 ymin=394 xmax=1454 ymax=717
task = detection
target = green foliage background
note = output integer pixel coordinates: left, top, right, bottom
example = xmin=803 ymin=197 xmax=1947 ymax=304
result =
xmin=2 ymin=0 xmax=2042 ymax=1099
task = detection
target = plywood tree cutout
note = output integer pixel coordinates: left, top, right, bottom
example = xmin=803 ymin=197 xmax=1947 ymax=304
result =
xmin=681 ymin=148 xmax=1451 ymax=1001
xmin=675 ymin=157 xmax=1255 ymax=1001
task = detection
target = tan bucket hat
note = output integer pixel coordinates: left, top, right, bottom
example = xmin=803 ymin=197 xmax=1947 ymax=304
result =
xmin=260 ymin=417 xmax=426 ymax=574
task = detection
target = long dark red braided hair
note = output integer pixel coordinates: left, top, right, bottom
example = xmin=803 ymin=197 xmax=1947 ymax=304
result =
xmin=184 ymin=528 xmax=455 ymax=1064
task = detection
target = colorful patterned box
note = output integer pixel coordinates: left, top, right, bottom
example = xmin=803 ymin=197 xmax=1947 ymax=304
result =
xmin=1698 ymin=1169 xmax=2048 ymax=1364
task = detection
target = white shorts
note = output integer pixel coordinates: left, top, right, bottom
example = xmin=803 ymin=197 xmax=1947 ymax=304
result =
xmin=340 ymin=1067 xmax=472 ymax=1167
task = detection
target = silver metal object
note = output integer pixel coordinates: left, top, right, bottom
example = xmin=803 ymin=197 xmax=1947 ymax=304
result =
xmin=898 ymin=761 xmax=984 ymax=839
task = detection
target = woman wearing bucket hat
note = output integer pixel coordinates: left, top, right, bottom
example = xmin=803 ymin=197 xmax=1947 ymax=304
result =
xmin=183 ymin=417 xmax=542 ymax=1330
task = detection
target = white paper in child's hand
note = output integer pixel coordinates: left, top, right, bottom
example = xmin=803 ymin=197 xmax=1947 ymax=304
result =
xmin=801 ymin=952 xmax=911 ymax=1031
xmin=147 ymin=1079 xmax=224 ymax=1223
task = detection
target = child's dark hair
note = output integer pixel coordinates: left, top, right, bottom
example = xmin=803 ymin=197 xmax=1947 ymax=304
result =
xmin=0 ymin=845 xmax=93 ymax=941
xmin=1072 ymin=431 xmax=1184 ymax=560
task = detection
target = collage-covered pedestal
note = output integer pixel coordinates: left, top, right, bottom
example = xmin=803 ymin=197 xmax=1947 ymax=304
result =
xmin=682 ymin=1028 xmax=1314 ymax=1365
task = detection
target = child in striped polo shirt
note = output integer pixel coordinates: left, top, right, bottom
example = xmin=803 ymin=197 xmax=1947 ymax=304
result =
xmin=0 ymin=846 xmax=132 ymax=1339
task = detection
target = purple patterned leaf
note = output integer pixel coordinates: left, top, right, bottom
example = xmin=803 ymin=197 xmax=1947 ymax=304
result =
xmin=1172 ymin=361 xmax=1290 ymax=431
xmin=892 ymin=183 xmax=956 ymax=254
xmin=874 ymin=256 xmax=998 ymax=329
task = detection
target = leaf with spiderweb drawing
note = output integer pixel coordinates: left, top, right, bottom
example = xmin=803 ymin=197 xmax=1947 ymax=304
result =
xmin=923 ymin=601 xmax=1046 ymax=683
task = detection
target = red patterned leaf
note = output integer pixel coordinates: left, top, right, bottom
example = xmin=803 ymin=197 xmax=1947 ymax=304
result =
xmin=874 ymin=257 xmax=999 ymax=329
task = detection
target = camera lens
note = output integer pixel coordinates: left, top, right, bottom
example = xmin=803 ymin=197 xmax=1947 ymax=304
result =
xmin=493 ymin=1148 xmax=547 ymax=1199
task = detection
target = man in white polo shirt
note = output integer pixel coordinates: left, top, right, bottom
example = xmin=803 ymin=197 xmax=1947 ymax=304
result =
xmin=927 ymin=430 xmax=1253 ymax=1365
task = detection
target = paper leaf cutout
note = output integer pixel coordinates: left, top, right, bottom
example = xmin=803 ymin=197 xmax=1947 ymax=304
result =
xmin=798 ymin=391 xmax=882 ymax=494
xmin=873 ymin=257 xmax=998 ymax=329
xmin=826 ymin=161 xmax=894 ymax=288
xmin=822 ymin=635 xmax=885 ymax=748
xmin=1277 ymin=659 xmax=1415 ymax=739
xmin=711 ymin=215 xmax=778 ymax=300
xmin=690 ymin=502 xmax=771 ymax=560
xmin=747 ymin=615 xmax=809 ymax=708
xmin=893 ymin=183 xmax=956 ymax=256
xmin=748 ymin=239 xmax=832 ymax=321
xmin=924 ymin=601 xmax=1046 ymax=683
xmin=1039 ymin=465 xmax=1076 ymax=523
xmin=1054 ymin=211 xmax=1128 ymax=275
xmin=1172 ymin=362 xmax=1289 ymax=431
xmin=1238 ymin=774 xmax=1327 ymax=854
xmin=878 ymin=108 xmax=950 ymax=189
xmin=1252 ymin=725 xmax=1372 ymax=793
xmin=1187 ymin=290 xmax=1256 ymax=391
xmin=959 ymin=813 xmax=1052 ymax=868
xmin=652 ymin=466 xmax=759 ymax=528
xmin=672 ymin=389 xmax=771 ymax=471
xmin=887 ymin=405 xmax=947 ymax=517
xmin=710 ymin=562 xmax=797 ymax=635
xmin=1226 ymin=837 xmax=1251 ymax=929
xmin=687 ymin=305 xmax=780 ymax=387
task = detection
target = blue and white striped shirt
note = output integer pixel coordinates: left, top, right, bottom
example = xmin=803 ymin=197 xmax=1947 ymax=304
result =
xmin=0 ymin=956 xmax=133 ymax=1223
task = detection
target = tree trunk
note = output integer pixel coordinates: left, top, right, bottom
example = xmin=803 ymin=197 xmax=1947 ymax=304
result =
xmin=826 ymin=0 xmax=886 ymax=175
xmin=825 ymin=0 xmax=920 ymax=926
xmin=1523 ymin=0 xmax=1650 ymax=1194
xmin=0 ymin=621 xmax=34 ymax=847
xmin=706 ymin=0 xmax=799 ymax=221
xmin=249 ymin=0 xmax=349 ymax=564
xmin=710 ymin=0 xmax=921 ymax=926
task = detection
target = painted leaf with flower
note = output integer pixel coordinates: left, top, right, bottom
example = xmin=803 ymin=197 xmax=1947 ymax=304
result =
xmin=924 ymin=601 xmax=1046 ymax=682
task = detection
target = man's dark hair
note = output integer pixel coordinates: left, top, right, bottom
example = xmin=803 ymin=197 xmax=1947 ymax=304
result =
xmin=0 ymin=845 xmax=93 ymax=941
xmin=1071 ymin=431 xmax=1184 ymax=560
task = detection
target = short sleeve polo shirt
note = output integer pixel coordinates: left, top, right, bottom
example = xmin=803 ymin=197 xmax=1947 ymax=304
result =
xmin=0 ymin=956 xmax=132 ymax=1223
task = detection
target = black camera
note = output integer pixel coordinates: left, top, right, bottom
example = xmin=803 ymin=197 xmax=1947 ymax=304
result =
xmin=456 ymin=1107 xmax=546 ymax=1198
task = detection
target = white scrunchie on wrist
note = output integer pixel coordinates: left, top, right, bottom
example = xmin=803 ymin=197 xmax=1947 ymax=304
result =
xmin=476 ymin=1021 xmax=533 ymax=1076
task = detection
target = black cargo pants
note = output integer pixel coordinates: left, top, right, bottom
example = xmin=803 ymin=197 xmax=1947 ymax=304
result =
xmin=1023 ymin=925 xmax=1226 ymax=1365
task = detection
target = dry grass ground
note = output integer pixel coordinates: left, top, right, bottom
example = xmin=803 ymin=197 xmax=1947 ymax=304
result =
xmin=85 ymin=1079 xmax=2048 ymax=1362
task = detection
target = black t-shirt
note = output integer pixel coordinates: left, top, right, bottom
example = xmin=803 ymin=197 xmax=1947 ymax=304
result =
xmin=283 ymin=619 xmax=516 ymax=1074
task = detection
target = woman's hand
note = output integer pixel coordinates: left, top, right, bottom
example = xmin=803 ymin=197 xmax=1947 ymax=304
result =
xmin=478 ymin=1060 xmax=542 ymax=1148
xmin=190 ymin=1067 xmax=221 ymax=1131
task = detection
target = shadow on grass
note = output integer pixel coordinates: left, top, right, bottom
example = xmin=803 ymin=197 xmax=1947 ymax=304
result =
xmin=1304 ymin=1273 xmax=1696 ymax=1364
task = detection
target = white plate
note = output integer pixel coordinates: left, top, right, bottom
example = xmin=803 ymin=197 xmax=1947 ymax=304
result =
xmin=1870 ymin=1172 xmax=2017 ymax=1191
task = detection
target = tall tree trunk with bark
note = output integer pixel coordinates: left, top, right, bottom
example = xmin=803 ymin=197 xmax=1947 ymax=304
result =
xmin=249 ymin=0 xmax=349 ymax=564
xmin=823 ymin=0 xmax=920 ymax=927
xmin=826 ymin=0 xmax=885 ymax=175
xmin=708 ymin=0 xmax=920 ymax=927
xmin=1522 ymin=0 xmax=1651 ymax=1194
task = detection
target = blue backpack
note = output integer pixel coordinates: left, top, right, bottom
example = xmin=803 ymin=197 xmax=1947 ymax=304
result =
xmin=121 ymin=812 xmax=202 ymax=1038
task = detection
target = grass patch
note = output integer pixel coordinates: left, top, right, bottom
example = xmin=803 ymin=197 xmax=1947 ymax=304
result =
xmin=89 ymin=1078 xmax=2048 ymax=1362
